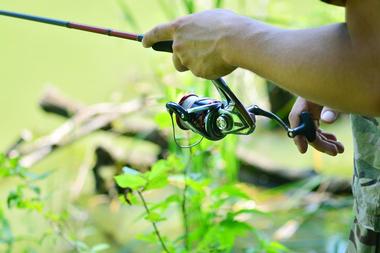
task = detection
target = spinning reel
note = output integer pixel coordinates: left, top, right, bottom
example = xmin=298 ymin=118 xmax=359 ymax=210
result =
xmin=166 ymin=78 xmax=317 ymax=148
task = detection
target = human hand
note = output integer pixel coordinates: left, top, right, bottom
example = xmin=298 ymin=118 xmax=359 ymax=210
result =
xmin=289 ymin=97 xmax=344 ymax=156
xmin=143 ymin=9 xmax=251 ymax=80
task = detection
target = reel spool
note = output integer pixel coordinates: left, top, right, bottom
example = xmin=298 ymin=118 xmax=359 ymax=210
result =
xmin=166 ymin=94 xmax=227 ymax=147
xmin=175 ymin=94 xmax=227 ymax=141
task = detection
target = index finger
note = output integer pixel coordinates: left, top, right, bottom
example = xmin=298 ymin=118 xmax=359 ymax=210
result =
xmin=142 ymin=22 xmax=176 ymax=48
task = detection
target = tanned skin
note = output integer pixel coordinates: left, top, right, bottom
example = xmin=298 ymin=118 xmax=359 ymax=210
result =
xmin=143 ymin=0 xmax=380 ymax=156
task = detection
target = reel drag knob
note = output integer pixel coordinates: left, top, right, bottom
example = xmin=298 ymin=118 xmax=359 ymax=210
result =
xmin=216 ymin=114 xmax=233 ymax=131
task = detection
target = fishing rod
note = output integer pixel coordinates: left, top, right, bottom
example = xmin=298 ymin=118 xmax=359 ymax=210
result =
xmin=0 ymin=10 xmax=173 ymax=52
xmin=0 ymin=10 xmax=316 ymax=148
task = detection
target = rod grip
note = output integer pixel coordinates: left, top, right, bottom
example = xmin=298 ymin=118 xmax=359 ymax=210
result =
xmin=152 ymin=41 xmax=173 ymax=53
xmin=291 ymin=112 xmax=317 ymax=142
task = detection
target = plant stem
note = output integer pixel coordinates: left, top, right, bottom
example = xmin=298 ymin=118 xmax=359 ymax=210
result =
xmin=137 ymin=191 xmax=170 ymax=253
xmin=181 ymin=148 xmax=192 ymax=250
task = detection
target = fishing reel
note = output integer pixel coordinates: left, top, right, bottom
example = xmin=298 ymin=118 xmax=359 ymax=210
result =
xmin=166 ymin=78 xmax=317 ymax=148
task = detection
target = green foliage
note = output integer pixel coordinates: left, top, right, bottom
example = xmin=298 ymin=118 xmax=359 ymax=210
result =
xmin=157 ymin=0 xmax=178 ymax=20
xmin=181 ymin=0 xmax=196 ymax=14
xmin=0 ymin=208 xmax=13 ymax=252
xmin=214 ymin=0 xmax=224 ymax=8
xmin=115 ymin=158 xmax=175 ymax=191
xmin=115 ymin=151 xmax=288 ymax=253
xmin=1 ymin=0 xmax=349 ymax=252
xmin=0 ymin=154 xmax=109 ymax=253
xmin=116 ymin=0 xmax=140 ymax=30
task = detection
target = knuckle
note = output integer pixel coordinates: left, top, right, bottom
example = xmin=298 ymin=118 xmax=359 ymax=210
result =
xmin=150 ymin=26 xmax=161 ymax=39
xmin=152 ymin=26 xmax=160 ymax=36
xmin=173 ymin=18 xmax=185 ymax=31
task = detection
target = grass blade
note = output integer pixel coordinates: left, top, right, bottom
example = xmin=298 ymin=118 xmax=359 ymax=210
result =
xmin=116 ymin=0 xmax=140 ymax=30
xmin=214 ymin=0 xmax=224 ymax=8
xmin=182 ymin=0 xmax=196 ymax=14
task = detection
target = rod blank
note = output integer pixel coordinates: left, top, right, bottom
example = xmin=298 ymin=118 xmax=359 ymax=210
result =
xmin=0 ymin=10 xmax=143 ymax=41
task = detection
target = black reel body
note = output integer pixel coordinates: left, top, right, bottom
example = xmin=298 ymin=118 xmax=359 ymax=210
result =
xmin=174 ymin=94 xmax=225 ymax=140
xmin=166 ymin=77 xmax=316 ymax=147
xmin=166 ymin=78 xmax=256 ymax=143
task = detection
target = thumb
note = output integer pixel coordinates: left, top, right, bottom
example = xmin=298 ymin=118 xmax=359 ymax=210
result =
xmin=321 ymin=107 xmax=339 ymax=124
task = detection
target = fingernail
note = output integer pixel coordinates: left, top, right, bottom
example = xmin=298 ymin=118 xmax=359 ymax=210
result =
xmin=322 ymin=111 xmax=336 ymax=122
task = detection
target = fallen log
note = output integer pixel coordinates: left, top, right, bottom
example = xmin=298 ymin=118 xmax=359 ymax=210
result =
xmin=237 ymin=148 xmax=351 ymax=194
xmin=8 ymin=90 xmax=155 ymax=167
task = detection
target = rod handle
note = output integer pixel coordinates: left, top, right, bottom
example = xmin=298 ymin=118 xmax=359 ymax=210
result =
xmin=290 ymin=112 xmax=317 ymax=142
xmin=137 ymin=35 xmax=173 ymax=53
xmin=152 ymin=41 xmax=173 ymax=53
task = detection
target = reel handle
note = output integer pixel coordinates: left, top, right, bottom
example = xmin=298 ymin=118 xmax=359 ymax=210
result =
xmin=290 ymin=112 xmax=317 ymax=142
xmin=152 ymin=40 xmax=173 ymax=53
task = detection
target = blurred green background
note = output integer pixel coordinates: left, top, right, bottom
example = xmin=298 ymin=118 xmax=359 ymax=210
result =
xmin=0 ymin=1 xmax=354 ymax=253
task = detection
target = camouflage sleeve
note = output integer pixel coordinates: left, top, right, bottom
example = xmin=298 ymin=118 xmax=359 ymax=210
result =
xmin=346 ymin=218 xmax=380 ymax=252
xmin=321 ymin=0 xmax=346 ymax=6
xmin=351 ymin=115 xmax=380 ymax=232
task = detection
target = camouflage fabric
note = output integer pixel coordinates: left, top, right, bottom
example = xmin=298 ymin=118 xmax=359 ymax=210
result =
xmin=346 ymin=218 xmax=380 ymax=253
xmin=351 ymin=115 xmax=380 ymax=232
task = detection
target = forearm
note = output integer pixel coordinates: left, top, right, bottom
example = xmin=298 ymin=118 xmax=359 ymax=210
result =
xmin=225 ymin=20 xmax=380 ymax=116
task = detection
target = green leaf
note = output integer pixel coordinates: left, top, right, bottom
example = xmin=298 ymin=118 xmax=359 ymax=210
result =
xmin=114 ymin=174 xmax=147 ymax=190
xmin=149 ymin=160 xmax=170 ymax=179
xmin=220 ymin=219 xmax=252 ymax=234
xmin=29 ymin=185 xmax=41 ymax=195
xmin=90 ymin=243 xmax=110 ymax=252
xmin=150 ymin=195 xmax=180 ymax=212
xmin=7 ymin=189 xmax=22 ymax=209
xmin=73 ymin=240 xmax=89 ymax=251
xmin=186 ymin=177 xmax=210 ymax=192
xmin=145 ymin=175 xmax=168 ymax=190
xmin=144 ymin=160 xmax=170 ymax=190
xmin=154 ymin=111 xmax=172 ymax=129
xmin=167 ymin=154 xmax=185 ymax=173
xmin=144 ymin=212 xmax=166 ymax=223
xmin=212 ymin=185 xmax=250 ymax=200
xmin=233 ymin=208 xmax=268 ymax=217
xmin=265 ymin=241 xmax=289 ymax=253
xmin=136 ymin=232 xmax=157 ymax=243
